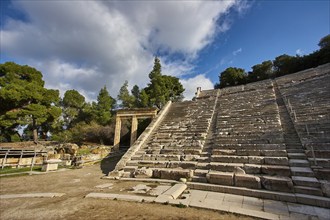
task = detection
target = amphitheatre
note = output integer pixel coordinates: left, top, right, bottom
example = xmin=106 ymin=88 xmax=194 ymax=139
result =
xmin=1 ymin=64 xmax=330 ymax=219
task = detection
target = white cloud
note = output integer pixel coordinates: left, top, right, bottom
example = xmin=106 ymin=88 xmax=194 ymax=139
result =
xmin=232 ymin=48 xmax=242 ymax=56
xmin=180 ymin=75 xmax=214 ymax=100
xmin=1 ymin=0 xmax=247 ymax=101
xmin=296 ymin=49 xmax=304 ymax=56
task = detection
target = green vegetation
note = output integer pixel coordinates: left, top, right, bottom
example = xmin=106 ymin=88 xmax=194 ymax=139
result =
xmin=0 ymin=166 xmax=42 ymax=175
xmin=76 ymin=148 xmax=92 ymax=156
xmin=117 ymin=57 xmax=185 ymax=109
xmin=0 ymin=62 xmax=61 ymax=143
xmin=215 ymin=34 xmax=330 ymax=89
xmin=172 ymin=203 xmax=187 ymax=208
xmin=0 ymin=57 xmax=184 ymax=145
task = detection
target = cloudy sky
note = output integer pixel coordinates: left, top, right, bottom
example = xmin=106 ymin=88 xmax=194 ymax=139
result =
xmin=1 ymin=0 xmax=329 ymax=101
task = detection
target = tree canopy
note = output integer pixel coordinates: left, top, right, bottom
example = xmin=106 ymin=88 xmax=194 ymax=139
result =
xmin=0 ymin=62 xmax=61 ymax=142
xmin=117 ymin=81 xmax=135 ymax=109
xmin=0 ymin=57 xmax=185 ymax=143
xmin=215 ymin=34 xmax=330 ymax=89
xmin=318 ymin=34 xmax=330 ymax=50
xmin=94 ymin=86 xmax=115 ymax=126
xmin=217 ymin=67 xmax=246 ymax=88
xmin=144 ymin=57 xmax=184 ymax=108
xmin=62 ymin=89 xmax=86 ymax=128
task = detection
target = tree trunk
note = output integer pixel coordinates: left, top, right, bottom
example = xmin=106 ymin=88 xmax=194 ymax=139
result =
xmin=32 ymin=117 xmax=38 ymax=144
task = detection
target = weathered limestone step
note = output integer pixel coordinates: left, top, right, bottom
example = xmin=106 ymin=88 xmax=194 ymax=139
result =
xmin=288 ymin=153 xmax=307 ymax=159
xmin=294 ymin=186 xmax=323 ymax=196
xmin=307 ymin=158 xmax=330 ymax=168
xmin=290 ymin=167 xmax=314 ymax=177
xmin=289 ymin=159 xmax=310 ymax=167
xmin=192 ymin=176 xmax=208 ymax=183
xmin=287 ymin=149 xmax=304 ymax=154
xmin=292 ymin=176 xmax=320 ymax=188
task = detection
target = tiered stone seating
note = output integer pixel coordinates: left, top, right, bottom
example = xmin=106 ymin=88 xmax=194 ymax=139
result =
xmin=193 ymin=80 xmax=295 ymax=193
xmin=114 ymin=63 xmax=330 ymax=205
xmin=125 ymin=90 xmax=219 ymax=178
xmin=276 ymin=63 xmax=330 ymax=181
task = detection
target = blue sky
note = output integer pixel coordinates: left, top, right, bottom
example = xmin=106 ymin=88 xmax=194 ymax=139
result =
xmin=195 ymin=0 xmax=330 ymax=83
xmin=1 ymin=1 xmax=329 ymax=100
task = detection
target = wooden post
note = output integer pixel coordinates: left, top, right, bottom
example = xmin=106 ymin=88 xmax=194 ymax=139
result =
xmin=130 ymin=116 xmax=138 ymax=146
xmin=113 ymin=116 xmax=122 ymax=150
xmin=2 ymin=150 xmax=9 ymax=169
xmin=18 ymin=150 xmax=24 ymax=168
xmin=30 ymin=149 xmax=36 ymax=174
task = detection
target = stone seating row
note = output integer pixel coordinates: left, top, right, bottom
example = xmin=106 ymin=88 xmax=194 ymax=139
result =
xmin=276 ymin=64 xmax=330 ymax=180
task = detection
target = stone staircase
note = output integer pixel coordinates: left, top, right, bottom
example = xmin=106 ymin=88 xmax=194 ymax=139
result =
xmin=273 ymin=81 xmax=323 ymax=196
xmin=124 ymin=90 xmax=219 ymax=177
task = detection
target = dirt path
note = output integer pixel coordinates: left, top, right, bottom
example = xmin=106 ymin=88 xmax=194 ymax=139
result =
xmin=0 ymin=164 xmax=255 ymax=220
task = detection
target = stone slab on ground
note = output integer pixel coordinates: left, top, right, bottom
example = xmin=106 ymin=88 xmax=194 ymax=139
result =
xmin=85 ymin=193 xmax=155 ymax=203
xmin=161 ymin=183 xmax=187 ymax=199
xmin=263 ymin=200 xmax=289 ymax=216
xmin=95 ymin=183 xmax=114 ymax=189
xmin=0 ymin=193 xmax=65 ymax=199
xmin=148 ymin=185 xmax=171 ymax=196
xmin=85 ymin=187 xmax=330 ymax=220
xmin=131 ymin=184 xmax=151 ymax=194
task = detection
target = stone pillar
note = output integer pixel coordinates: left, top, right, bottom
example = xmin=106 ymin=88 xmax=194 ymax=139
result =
xmin=130 ymin=116 xmax=138 ymax=146
xmin=114 ymin=116 xmax=121 ymax=150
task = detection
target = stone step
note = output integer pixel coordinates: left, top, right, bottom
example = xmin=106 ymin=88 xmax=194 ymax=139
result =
xmin=307 ymin=158 xmax=330 ymax=168
xmin=287 ymin=149 xmax=304 ymax=154
xmin=211 ymin=155 xmax=289 ymax=165
xmin=289 ymin=159 xmax=310 ymax=167
xmin=191 ymin=176 xmax=207 ymax=183
xmin=294 ymin=186 xmax=323 ymax=196
xmin=288 ymin=153 xmax=307 ymax=159
xmin=292 ymin=176 xmax=321 ymax=188
xmin=187 ymin=182 xmax=330 ymax=208
xmin=290 ymin=167 xmax=314 ymax=177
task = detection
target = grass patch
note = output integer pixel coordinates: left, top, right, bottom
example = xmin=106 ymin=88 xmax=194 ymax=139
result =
xmin=0 ymin=166 xmax=42 ymax=175
xmin=172 ymin=203 xmax=187 ymax=208
xmin=77 ymin=148 xmax=92 ymax=156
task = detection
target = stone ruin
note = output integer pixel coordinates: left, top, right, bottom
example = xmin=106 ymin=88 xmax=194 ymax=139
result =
xmin=109 ymin=63 xmax=330 ymax=208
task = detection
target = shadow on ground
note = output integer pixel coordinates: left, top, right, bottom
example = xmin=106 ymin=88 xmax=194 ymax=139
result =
xmin=100 ymin=152 xmax=125 ymax=175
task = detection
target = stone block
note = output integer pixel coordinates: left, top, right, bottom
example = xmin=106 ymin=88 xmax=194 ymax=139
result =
xmin=244 ymin=164 xmax=261 ymax=174
xmin=249 ymin=156 xmax=264 ymax=164
xmin=212 ymin=149 xmax=236 ymax=155
xmin=261 ymin=176 xmax=294 ymax=193
xmin=182 ymin=155 xmax=200 ymax=161
xmin=133 ymin=167 xmax=153 ymax=178
xmin=152 ymin=169 xmax=162 ymax=178
xmin=264 ymin=157 xmax=289 ymax=165
xmin=261 ymin=165 xmax=291 ymax=176
xmin=261 ymin=150 xmax=287 ymax=157
xmin=178 ymin=161 xmax=197 ymax=169
xmin=320 ymin=180 xmax=330 ymax=197
xmin=206 ymin=171 xmax=234 ymax=186
xmin=235 ymin=174 xmax=261 ymax=189
xmin=159 ymin=169 xmax=192 ymax=181
xmin=41 ymin=159 xmax=62 ymax=172
xmin=237 ymin=150 xmax=260 ymax=156
xmin=162 ymin=183 xmax=187 ymax=199
xmin=210 ymin=162 xmax=243 ymax=172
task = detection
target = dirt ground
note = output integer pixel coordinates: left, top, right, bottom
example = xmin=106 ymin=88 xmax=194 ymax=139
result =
xmin=0 ymin=160 xmax=256 ymax=220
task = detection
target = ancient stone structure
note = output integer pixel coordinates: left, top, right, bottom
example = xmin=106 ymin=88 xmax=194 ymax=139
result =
xmin=109 ymin=63 xmax=330 ymax=207
xmin=113 ymin=108 xmax=158 ymax=150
